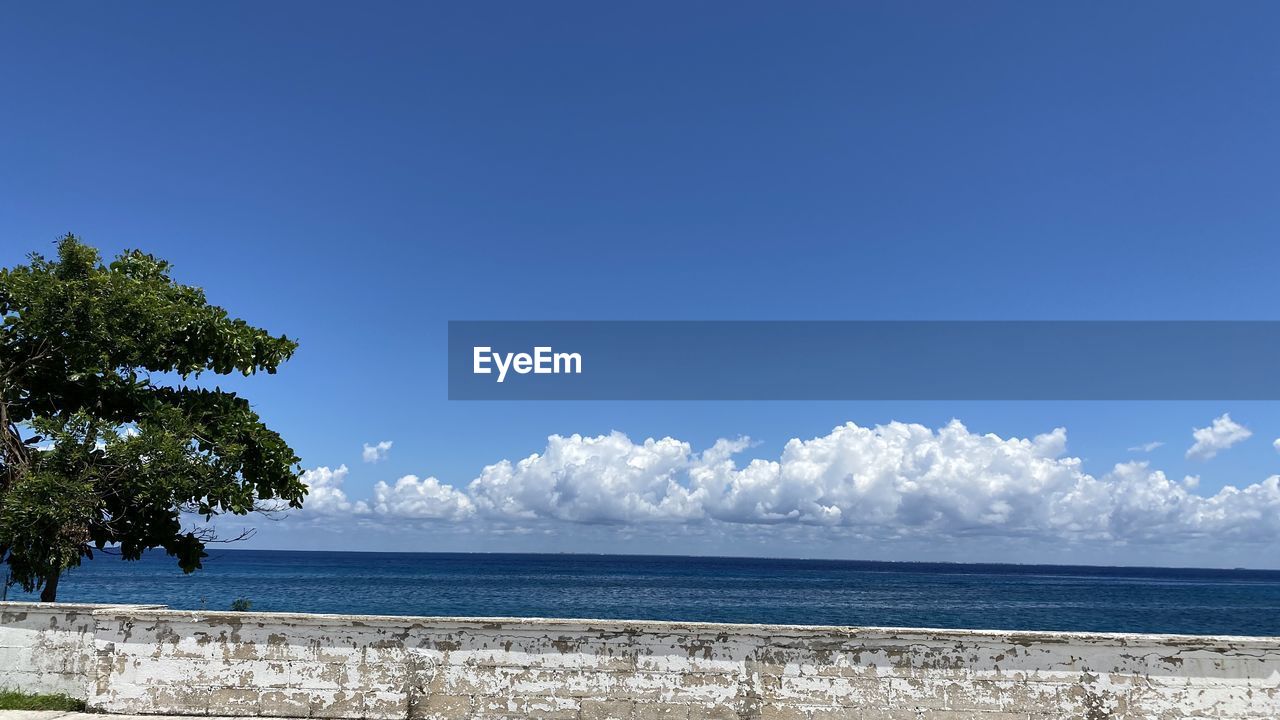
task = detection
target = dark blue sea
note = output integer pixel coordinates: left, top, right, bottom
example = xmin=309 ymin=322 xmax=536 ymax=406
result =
xmin=9 ymin=550 xmax=1280 ymax=636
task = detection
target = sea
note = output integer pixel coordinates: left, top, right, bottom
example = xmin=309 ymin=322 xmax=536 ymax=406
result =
xmin=7 ymin=550 xmax=1279 ymax=636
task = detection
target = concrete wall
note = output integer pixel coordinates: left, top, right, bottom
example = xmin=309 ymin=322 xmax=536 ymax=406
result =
xmin=0 ymin=602 xmax=160 ymax=699
xmin=1 ymin=602 xmax=1277 ymax=719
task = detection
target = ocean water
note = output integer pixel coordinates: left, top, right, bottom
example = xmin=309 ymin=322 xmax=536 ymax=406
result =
xmin=7 ymin=550 xmax=1280 ymax=636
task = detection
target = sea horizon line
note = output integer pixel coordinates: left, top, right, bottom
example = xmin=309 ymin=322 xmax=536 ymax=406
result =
xmin=186 ymin=546 xmax=1280 ymax=574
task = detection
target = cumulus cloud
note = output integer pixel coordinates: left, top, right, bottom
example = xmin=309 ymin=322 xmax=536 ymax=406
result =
xmin=297 ymin=421 xmax=1280 ymax=548
xmin=1186 ymin=414 xmax=1251 ymax=460
xmin=362 ymin=440 xmax=393 ymax=463
xmin=689 ymin=423 xmax=1075 ymax=532
xmin=467 ymin=432 xmax=702 ymax=523
xmin=373 ymin=475 xmax=475 ymax=521
xmin=1273 ymin=438 xmax=1280 ymax=454
xmin=1127 ymin=441 xmax=1164 ymax=453
xmin=302 ymin=464 xmax=470 ymax=521
xmin=301 ymin=465 xmax=368 ymax=514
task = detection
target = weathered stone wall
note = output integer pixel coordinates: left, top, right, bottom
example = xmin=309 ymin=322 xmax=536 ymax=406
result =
xmin=0 ymin=602 xmax=159 ymax=698
xmin=2 ymin=601 xmax=1278 ymax=719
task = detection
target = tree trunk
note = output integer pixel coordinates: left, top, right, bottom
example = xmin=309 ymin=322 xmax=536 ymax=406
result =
xmin=39 ymin=569 xmax=59 ymax=602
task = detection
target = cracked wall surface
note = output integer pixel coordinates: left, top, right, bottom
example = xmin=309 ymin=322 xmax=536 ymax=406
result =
xmin=1 ymin=601 xmax=1277 ymax=719
xmin=0 ymin=602 xmax=162 ymax=698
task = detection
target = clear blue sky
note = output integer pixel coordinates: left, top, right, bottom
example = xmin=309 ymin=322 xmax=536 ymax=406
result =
xmin=3 ymin=2 xmax=1280 ymax=566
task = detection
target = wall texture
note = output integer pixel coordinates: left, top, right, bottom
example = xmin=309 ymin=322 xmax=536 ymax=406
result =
xmin=2 ymin=601 xmax=1277 ymax=719
xmin=0 ymin=602 xmax=160 ymax=699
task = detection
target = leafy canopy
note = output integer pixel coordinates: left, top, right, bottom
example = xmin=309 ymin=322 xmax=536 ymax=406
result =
xmin=0 ymin=234 xmax=305 ymax=597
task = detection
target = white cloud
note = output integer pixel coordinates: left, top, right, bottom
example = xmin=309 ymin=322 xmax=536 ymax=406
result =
xmin=1127 ymin=441 xmax=1164 ymax=453
xmin=682 ymin=422 xmax=1093 ymax=535
xmin=362 ymin=440 xmax=393 ymax=463
xmin=301 ymin=465 xmax=369 ymax=514
xmin=1273 ymin=438 xmax=1280 ymax=453
xmin=467 ymin=432 xmax=701 ymax=523
xmin=297 ymin=421 xmax=1280 ymax=549
xmin=373 ymin=475 xmax=474 ymax=521
xmin=1186 ymin=414 xmax=1251 ymax=460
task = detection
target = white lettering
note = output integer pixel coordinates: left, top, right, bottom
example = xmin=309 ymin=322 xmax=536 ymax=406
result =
xmin=492 ymin=350 xmax=513 ymax=383
xmin=534 ymin=346 xmax=552 ymax=374
xmin=512 ymin=353 xmax=533 ymax=375
xmin=473 ymin=346 xmax=582 ymax=383
xmin=554 ymin=351 xmax=582 ymax=374
xmin=473 ymin=346 xmax=492 ymax=375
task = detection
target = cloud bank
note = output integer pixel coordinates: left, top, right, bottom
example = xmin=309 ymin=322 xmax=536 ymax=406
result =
xmin=298 ymin=421 xmax=1280 ymax=548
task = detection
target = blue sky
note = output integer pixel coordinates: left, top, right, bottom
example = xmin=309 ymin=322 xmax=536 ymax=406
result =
xmin=3 ymin=2 xmax=1280 ymax=567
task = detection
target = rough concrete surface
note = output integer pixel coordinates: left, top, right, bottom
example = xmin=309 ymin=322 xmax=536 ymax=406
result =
xmin=0 ymin=707 xmax=261 ymax=712
xmin=0 ymin=713 xmax=87 ymax=720
xmin=2 ymin=602 xmax=1277 ymax=719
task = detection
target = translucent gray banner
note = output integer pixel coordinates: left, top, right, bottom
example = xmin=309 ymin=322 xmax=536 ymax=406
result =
xmin=448 ymin=321 xmax=1280 ymax=400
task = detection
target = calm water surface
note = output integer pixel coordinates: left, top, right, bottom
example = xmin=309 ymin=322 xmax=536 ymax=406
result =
xmin=9 ymin=550 xmax=1279 ymax=636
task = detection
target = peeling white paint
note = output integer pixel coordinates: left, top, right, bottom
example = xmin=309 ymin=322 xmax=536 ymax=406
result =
xmin=2 ymin=602 xmax=1277 ymax=718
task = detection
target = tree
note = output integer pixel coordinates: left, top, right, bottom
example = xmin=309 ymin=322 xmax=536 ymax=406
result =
xmin=0 ymin=234 xmax=306 ymax=601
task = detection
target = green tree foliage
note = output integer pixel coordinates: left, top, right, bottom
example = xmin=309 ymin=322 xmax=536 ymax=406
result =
xmin=0 ymin=234 xmax=305 ymax=600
